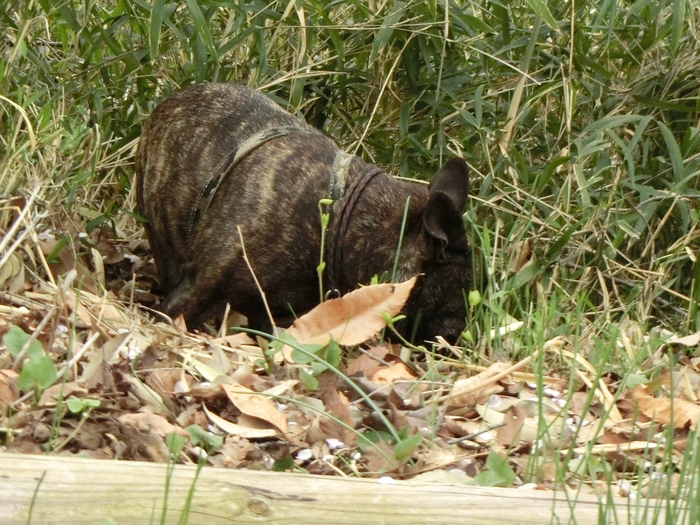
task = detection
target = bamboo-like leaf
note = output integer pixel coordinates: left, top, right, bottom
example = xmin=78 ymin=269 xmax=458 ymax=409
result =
xmin=369 ymin=8 xmax=404 ymax=64
xmin=149 ymin=0 xmax=166 ymax=61
xmin=525 ymin=0 xmax=558 ymax=31
xmin=658 ymin=121 xmax=685 ymax=182
xmin=671 ymin=0 xmax=686 ymax=55
xmin=183 ymin=0 xmax=217 ymax=60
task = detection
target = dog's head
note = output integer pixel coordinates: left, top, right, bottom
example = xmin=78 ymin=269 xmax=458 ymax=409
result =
xmin=400 ymin=158 xmax=473 ymax=345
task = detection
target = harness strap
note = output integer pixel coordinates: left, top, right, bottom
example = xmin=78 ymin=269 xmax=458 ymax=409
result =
xmin=329 ymin=150 xmax=353 ymax=201
xmin=325 ymin=165 xmax=385 ymax=295
xmin=188 ymin=125 xmax=315 ymax=236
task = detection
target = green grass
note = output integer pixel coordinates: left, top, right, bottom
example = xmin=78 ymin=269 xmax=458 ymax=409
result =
xmin=2 ymin=0 xmax=700 ymax=522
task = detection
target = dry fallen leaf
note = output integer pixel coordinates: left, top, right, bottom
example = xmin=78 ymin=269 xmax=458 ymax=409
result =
xmin=345 ymin=346 xmax=392 ymax=378
xmin=0 ymin=369 xmax=19 ymax=403
xmin=371 ymin=362 xmax=416 ymax=384
xmin=202 ymin=404 xmax=278 ymax=438
xmin=222 ymin=383 xmax=287 ymax=433
xmin=631 ymin=385 xmax=700 ymax=430
xmin=496 ymin=405 xmax=530 ymax=446
xmin=118 ymin=412 xmax=188 ymax=438
xmin=210 ymin=332 xmax=256 ymax=348
xmin=666 ymin=330 xmax=700 ymax=347
xmin=285 ymin=277 xmax=416 ymax=348
xmin=447 ymin=362 xmax=510 ymax=407
xmin=508 ymin=239 xmax=532 ymax=273
xmin=0 ymin=252 xmax=25 ymax=293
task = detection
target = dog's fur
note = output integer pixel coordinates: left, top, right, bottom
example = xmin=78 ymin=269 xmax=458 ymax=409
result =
xmin=136 ymin=83 xmax=473 ymax=343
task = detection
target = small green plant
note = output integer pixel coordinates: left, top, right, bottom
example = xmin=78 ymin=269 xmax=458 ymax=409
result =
xmin=161 ymin=425 xmax=223 ymax=525
xmin=3 ymin=325 xmax=57 ymax=399
xmin=474 ymin=450 xmax=517 ymax=488
xmin=65 ymin=397 xmax=101 ymax=414
xmin=317 ymin=197 xmax=334 ymax=302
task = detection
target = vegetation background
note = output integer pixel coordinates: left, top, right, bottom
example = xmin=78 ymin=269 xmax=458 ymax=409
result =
xmin=3 ymin=0 xmax=700 ymax=338
xmin=2 ymin=0 xmax=700 ymax=516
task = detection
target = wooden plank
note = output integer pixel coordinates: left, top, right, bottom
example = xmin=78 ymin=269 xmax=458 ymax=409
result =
xmin=0 ymin=453 xmax=668 ymax=524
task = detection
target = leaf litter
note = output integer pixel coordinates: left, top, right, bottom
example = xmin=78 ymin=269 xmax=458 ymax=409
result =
xmin=1 ymin=189 xmax=700 ymax=500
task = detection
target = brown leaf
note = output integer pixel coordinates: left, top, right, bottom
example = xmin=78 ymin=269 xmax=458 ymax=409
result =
xmin=363 ymin=439 xmax=400 ymax=474
xmin=118 ymin=412 xmax=187 ymax=462
xmin=508 ymin=239 xmax=532 ymax=273
xmin=496 ymin=405 xmax=529 ymax=446
xmin=285 ymin=277 xmax=416 ymax=348
xmin=222 ymin=383 xmax=287 ymax=433
xmin=371 ymin=362 xmax=416 ymax=384
xmin=320 ymin=382 xmax=353 ymax=427
xmin=118 ymin=412 xmax=187 ymax=438
xmin=447 ymin=362 xmax=510 ymax=407
xmin=345 ymin=346 xmax=392 ymax=378
xmin=0 ymin=369 xmax=19 ymax=404
xmin=210 ymin=332 xmax=256 ymax=348
xmin=631 ymin=385 xmax=700 ymax=430
xmin=39 ymin=382 xmax=87 ymax=406
xmin=173 ymin=314 xmax=188 ymax=332
xmin=208 ymin=435 xmax=254 ymax=469
xmin=202 ymin=404 xmax=278 ymax=438
xmin=445 ymin=416 xmax=483 ymax=438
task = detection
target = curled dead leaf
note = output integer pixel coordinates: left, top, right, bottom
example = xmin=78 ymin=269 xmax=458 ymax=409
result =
xmin=285 ymin=277 xmax=416 ymax=349
xmin=371 ymin=362 xmax=416 ymax=384
xmin=0 ymin=369 xmax=19 ymax=403
xmin=222 ymin=383 xmax=287 ymax=433
xmin=202 ymin=404 xmax=278 ymax=438
xmin=118 ymin=412 xmax=188 ymax=438
xmin=0 ymin=252 xmax=25 ymax=293
xmin=447 ymin=362 xmax=510 ymax=407
xmin=666 ymin=331 xmax=700 ymax=347
xmin=631 ymin=385 xmax=700 ymax=430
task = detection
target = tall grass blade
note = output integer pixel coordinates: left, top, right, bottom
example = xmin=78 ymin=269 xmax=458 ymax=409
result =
xmin=149 ymin=0 xmax=166 ymax=62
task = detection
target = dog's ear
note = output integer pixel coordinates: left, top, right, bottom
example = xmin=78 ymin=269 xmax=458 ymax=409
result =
xmin=428 ymin=158 xmax=469 ymax=210
xmin=423 ymin=158 xmax=469 ymax=261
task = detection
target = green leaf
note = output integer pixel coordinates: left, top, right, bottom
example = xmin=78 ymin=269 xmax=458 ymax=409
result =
xmin=311 ymin=361 xmax=328 ymax=375
xmin=474 ymin=469 xmax=510 ymax=487
xmin=299 ymin=368 xmax=318 ymax=391
xmin=186 ymin=424 xmax=223 ymax=452
xmin=671 ymin=0 xmax=686 ymax=54
xmin=394 ymin=433 xmax=423 ymax=461
xmin=475 ymin=451 xmax=516 ymax=487
xmin=18 ymin=355 xmax=57 ymax=392
xmin=581 ymin=115 xmax=642 ymax=135
xmin=324 ymin=338 xmax=341 ymax=368
xmin=509 ymin=260 xmax=542 ymax=290
xmin=183 ymin=0 xmax=217 ymax=59
xmin=166 ymin=432 xmax=186 ymax=455
xmin=525 ymin=0 xmax=558 ymax=31
xmin=66 ymin=397 xmax=101 ymax=414
xmin=273 ymin=455 xmax=295 ymax=471
xmin=3 ymin=325 xmax=44 ymax=358
xmin=622 ymin=374 xmax=648 ymax=390
xmin=149 ymin=0 xmax=166 ymax=61
xmin=369 ymin=8 xmax=404 ymax=63
xmin=468 ymin=290 xmax=482 ymax=308
xmin=658 ymin=121 xmax=685 ymax=182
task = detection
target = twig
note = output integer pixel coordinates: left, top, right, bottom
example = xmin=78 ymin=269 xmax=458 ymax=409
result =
xmin=446 ymin=422 xmax=507 ymax=445
xmin=237 ymin=226 xmax=277 ymax=336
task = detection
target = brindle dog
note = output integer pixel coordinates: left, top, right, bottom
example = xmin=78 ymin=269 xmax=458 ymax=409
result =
xmin=136 ymin=83 xmax=473 ymax=343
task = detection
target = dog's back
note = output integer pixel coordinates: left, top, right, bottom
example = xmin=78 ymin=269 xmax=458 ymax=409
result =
xmin=136 ymin=84 xmax=349 ymax=327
